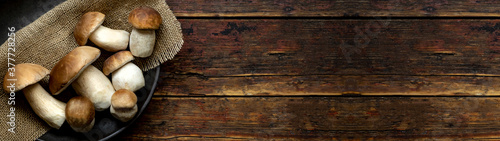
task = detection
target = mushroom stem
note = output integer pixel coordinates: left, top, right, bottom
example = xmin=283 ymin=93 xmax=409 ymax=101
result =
xmin=112 ymin=62 xmax=145 ymax=92
xmin=111 ymin=105 xmax=138 ymax=122
xmin=23 ymin=83 xmax=66 ymax=129
xmin=129 ymin=28 xmax=155 ymax=57
xmin=72 ymin=65 xmax=115 ymax=111
xmin=89 ymin=26 xmax=129 ymax=52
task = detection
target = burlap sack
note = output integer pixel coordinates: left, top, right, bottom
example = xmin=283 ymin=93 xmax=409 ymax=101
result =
xmin=0 ymin=0 xmax=183 ymax=140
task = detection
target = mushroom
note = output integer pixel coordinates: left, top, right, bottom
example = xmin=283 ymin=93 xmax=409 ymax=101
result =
xmin=65 ymin=96 xmax=95 ymax=132
xmin=49 ymin=46 xmax=114 ymax=111
xmin=49 ymin=46 xmax=100 ymax=95
xmin=74 ymin=12 xmax=129 ymax=52
xmin=128 ymin=6 xmax=162 ymax=57
xmin=110 ymin=89 xmax=138 ymax=122
xmin=71 ymin=65 xmax=115 ymax=111
xmin=3 ymin=63 xmax=66 ymax=129
xmin=103 ymin=51 xmax=145 ymax=92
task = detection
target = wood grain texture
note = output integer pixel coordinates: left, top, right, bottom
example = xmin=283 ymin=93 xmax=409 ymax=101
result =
xmin=118 ymin=97 xmax=500 ymax=140
xmin=115 ymin=1 xmax=500 ymax=140
xmin=166 ymin=0 xmax=500 ymax=17
xmin=153 ymin=19 xmax=500 ymax=96
xmin=172 ymin=19 xmax=500 ymax=77
xmin=155 ymin=74 xmax=500 ymax=96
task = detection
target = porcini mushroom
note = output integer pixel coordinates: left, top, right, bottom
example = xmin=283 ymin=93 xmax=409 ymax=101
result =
xmin=71 ymin=65 xmax=115 ymax=111
xmin=49 ymin=46 xmax=100 ymax=95
xmin=103 ymin=51 xmax=145 ymax=92
xmin=128 ymin=6 xmax=162 ymax=57
xmin=3 ymin=63 xmax=66 ymax=129
xmin=49 ymin=46 xmax=114 ymax=111
xmin=74 ymin=12 xmax=129 ymax=52
xmin=66 ymin=96 xmax=95 ymax=132
xmin=110 ymin=89 xmax=138 ymax=122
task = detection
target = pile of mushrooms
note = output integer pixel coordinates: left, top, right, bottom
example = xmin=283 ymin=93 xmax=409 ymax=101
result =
xmin=2 ymin=6 xmax=162 ymax=133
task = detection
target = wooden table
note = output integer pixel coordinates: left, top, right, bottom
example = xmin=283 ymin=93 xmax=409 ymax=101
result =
xmin=115 ymin=0 xmax=500 ymax=140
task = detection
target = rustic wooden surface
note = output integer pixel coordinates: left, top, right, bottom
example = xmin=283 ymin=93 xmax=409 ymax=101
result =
xmin=120 ymin=97 xmax=500 ymax=140
xmin=167 ymin=0 xmax=500 ymax=17
xmin=156 ymin=19 xmax=500 ymax=96
xmin=117 ymin=0 xmax=500 ymax=140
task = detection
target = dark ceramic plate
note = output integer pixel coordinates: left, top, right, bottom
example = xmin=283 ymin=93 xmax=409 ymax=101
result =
xmin=36 ymin=67 xmax=159 ymax=141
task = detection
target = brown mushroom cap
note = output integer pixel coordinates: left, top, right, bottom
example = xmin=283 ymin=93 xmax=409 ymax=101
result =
xmin=111 ymin=89 xmax=137 ymax=110
xmin=103 ymin=51 xmax=134 ymax=76
xmin=49 ymin=46 xmax=100 ymax=95
xmin=65 ymin=96 xmax=95 ymax=131
xmin=74 ymin=12 xmax=105 ymax=46
xmin=128 ymin=6 xmax=162 ymax=29
xmin=3 ymin=63 xmax=49 ymax=92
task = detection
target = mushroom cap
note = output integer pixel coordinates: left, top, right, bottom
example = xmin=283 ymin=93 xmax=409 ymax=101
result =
xmin=128 ymin=6 xmax=162 ymax=29
xmin=65 ymin=96 xmax=95 ymax=132
xmin=3 ymin=63 xmax=49 ymax=92
xmin=74 ymin=12 xmax=105 ymax=46
xmin=111 ymin=89 xmax=137 ymax=110
xmin=49 ymin=46 xmax=100 ymax=95
xmin=103 ymin=51 xmax=134 ymax=76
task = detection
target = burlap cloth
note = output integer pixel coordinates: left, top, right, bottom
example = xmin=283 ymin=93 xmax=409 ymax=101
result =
xmin=0 ymin=0 xmax=183 ymax=140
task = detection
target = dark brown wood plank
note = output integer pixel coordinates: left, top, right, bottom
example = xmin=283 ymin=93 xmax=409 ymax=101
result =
xmin=157 ymin=19 xmax=500 ymax=96
xmin=117 ymin=97 xmax=500 ymax=140
xmin=171 ymin=19 xmax=500 ymax=77
xmin=167 ymin=0 xmax=500 ymax=17
xmin=155 ymin=74 xmax=500 ymax=96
